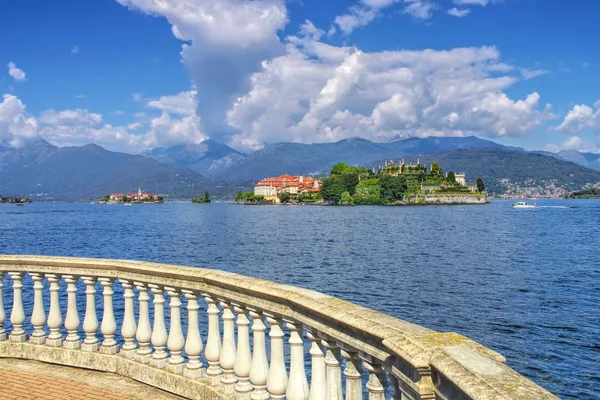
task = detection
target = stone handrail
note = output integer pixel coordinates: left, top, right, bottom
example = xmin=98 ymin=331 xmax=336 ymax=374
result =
xmin=0 ymin=255 xmax=557 ymax=400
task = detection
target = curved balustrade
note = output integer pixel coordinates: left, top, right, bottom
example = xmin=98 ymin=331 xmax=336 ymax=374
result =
xmin=0 ymin=256 xmax=557 ymax=400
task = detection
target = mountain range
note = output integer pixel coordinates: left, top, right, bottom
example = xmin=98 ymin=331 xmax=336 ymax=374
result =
xmin=1 ymin=136 xmax=600 ymax=199
xmin=144 ymin=136 xmax=511 ymax=180
xmin=0 ymin=140 xmax=208 ymax=199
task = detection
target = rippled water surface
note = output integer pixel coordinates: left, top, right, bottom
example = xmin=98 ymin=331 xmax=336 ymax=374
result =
xmin=1 ymin=200 xmax=599 ymax=399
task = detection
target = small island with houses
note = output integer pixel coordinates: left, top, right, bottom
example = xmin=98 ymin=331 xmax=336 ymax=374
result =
xmin=237 ymin=159 xmax=487 ymax=205
xmin=98 ymin=188 xmax=163 ymax=204
xmin=0 ymin=194 xmax=32 ymax=204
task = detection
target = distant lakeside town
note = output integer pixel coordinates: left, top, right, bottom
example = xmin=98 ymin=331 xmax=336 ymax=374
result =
xmin=236 ymin=159 xmax=488 ymax=206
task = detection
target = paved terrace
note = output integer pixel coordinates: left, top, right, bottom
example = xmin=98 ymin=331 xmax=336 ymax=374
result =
xmin=0 ymin=255 xmax=559 ymax=400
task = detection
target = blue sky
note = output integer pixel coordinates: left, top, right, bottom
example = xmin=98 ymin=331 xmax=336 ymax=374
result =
xmin=1 ymin=0 xmax=599 ymax=154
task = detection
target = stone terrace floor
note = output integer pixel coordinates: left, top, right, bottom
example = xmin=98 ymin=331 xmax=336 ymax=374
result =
xmin=0 ymin=358 xmax=186 ymax=400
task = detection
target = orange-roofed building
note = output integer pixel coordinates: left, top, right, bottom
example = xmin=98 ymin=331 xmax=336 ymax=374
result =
xmin=254 ymin=175 xmax=321 ymax=203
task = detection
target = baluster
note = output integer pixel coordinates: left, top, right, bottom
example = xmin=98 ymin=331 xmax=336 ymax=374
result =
xmin=364 ymin=360 xmax=385 ymax=400
xmin=149 ymin=284 xmax=168 ymax=368
xmin=183 ymin=290 xmax=203 ymax=379
xmin=9 ymin=272 xmax=26 ymax=342
xmin=135 ymin=282 xmax=152 ymax=363
xmin=234 ymin=304 xmax=252 ymax=396
xmin=342 ymin=349 xmax=362 ymax=400
xmin=99 ymin=278 xmax=118 ymax=354
xmin=29 ymin=273 xmax=46 ymax=345
xmin=45 ymin=274 xmax=63 ymax=347
xmin=81 ymin=277 xmax=99 ymax=352
xmin=286 ymin=321 xmax=309 ymax=400
xmin=307 ymin=331 xmax=326 ymax=400
xmin=204 ymin=294 xmax=222 ymax=380
xmin=166 ymin=287 xmax=185 ymax=374
xmin=266 ymin=315 xmax=287 ymax=400
xmin=63 ymin=275 xmax=81 ymax=349
xmin=0 ymin=273 xmax=6 ymax=341
xmin=249 ymin=310 xmax=269 ymax=400
xmin=323 ymin=339 xmax=343 ymax=400
xmin=220 ymin=299 xmax=237 ymax=389
xmin=120 ymin=279 xmax=137 ymax=358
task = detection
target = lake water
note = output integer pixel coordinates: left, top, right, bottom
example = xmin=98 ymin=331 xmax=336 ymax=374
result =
xmin=0 ymin=200 xmax=598 ymax=399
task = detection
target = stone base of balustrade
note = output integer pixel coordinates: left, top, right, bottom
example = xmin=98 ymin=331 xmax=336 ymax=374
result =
xmin=9 ymin=333 xmax=27 ymax=343
xmin=136 ymin=352 xmax=153 ymax=364
xmin=184 ymin=367 xmax=205 ymax=380
xmin=81 ymin=342 xmax=100 ymax=352
xmin=28 ymin=336 xmax=46 ymax=345
xmin=0 ymin=333 xmax=6 ymax=342
xmin=99 ymin=344 xmax=119 ymax=355
xmin=120 ymin=348 xmax=137 ymax=359
xmin=46 ymin=337 xmax=63 ymax=347
xmin=166 ymin=362 xmax=185 ymax=374
xmin=0 ymin=342 xmax=230 ymax=400
xmin=150 ymin=356 xmax=169 ymax=369
xmin=63 ymin=339 xmax=81 ymax=350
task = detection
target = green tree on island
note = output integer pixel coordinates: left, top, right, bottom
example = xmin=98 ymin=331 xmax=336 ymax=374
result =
xmin=476 ymin=177 xmax=485 ymax=192
xmin=235 ymin=191 xmax=243 ymax=202
xmin=278 ymin=192 xmax=290 ymax=203
xmin=380 ymin=175 xmax=408 ymax=200
xmin=121 ymin=195 xmax=128 ymax=203
xmin=430 ymin=162 xmax=443 ymax=179
xmin=339 ymin=191 xmax=354 ymax=204
xmin=446 ymin=171 xmax=456 ymax=184
xmin=322 ymin=163 xmax=360 ymax=203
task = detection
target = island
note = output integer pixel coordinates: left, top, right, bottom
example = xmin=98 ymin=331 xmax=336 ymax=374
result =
xmin=192 ymin=191 xmax=211 ymax=203
xmin=566 ymin=188 xmax=600 ymax=199
xmin=0 ymin=195 xmax=31 ymax=203
xmin=240 ymin=160 xmax=487 ymax=205
xmin=98 ymin=188 xmax=163 ymax=203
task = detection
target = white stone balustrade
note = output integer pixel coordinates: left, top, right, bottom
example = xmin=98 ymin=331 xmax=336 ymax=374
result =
xmin=0 ymin=255 xmax=559 ymax=400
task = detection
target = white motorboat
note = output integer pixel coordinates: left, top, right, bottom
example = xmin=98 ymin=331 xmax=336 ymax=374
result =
xmin=513 ymin=201 xmax=537 ymax=208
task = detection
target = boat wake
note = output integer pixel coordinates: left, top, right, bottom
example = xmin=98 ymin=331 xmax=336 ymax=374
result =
xmin=537 ymin=206 xmax=569 ymax=209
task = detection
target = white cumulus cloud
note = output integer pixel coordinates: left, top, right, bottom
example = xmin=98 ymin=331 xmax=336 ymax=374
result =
xmin=225 ymin=30 xmax=553 ymax=151
xmin=0 ymin=94 xmax=38 ymax=147
xmin=7 ymin=62 xmax=26 ymax=82
xmin=447 ymin=7 xmax=471 ymax=17
xmin=554 ymin=103 xmax=600 ymax=134
xmin=117 ymin=0 xmax=288 ymax=141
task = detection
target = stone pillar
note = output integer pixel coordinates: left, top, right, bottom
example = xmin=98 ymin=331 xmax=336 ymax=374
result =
xmin=46 ymin=274 xmax=63 ymax=347
xmin=323 ymin=339 xmax=343 ymax=400
xmin=220 ymin=299 xmax=237 ymax=389
xmin=183 ymin=290 xmax=203 ymax=379
xmin=204 ymin=294 xmax=222 ymax=380
xmin=307 ymin=331 xmax=326 ymax=400
xmin=29 ymin=273 xmax=47 ymax=345
xmin=233 ymin=305 xmax=252 ymax=397
xmin=249 ymin=310 xmax=269 ymax=400
xmin=120 ymin=279 xmax=137 ymax=358
xmin=286 ymin=321 xmax=309 ymax=400
xmin=0 ymin=273 xmax=6 ymax=341
xmin=166 ymin=287 xmax=185 ymax=374
xmin=99 ymin=278 xmax=118 ymax=355
xmin=9 ymin=272 xmax=26 ymax=342
xmin=81 ymin=277 xmax=99 ymax=352
xmin=135 ymin=282 xmax=152 ymax=363
xmin=149 ymin=284 xmax=168 ymax=368
xmin=364 ymin=360 xmax=385 ymax=400
xmin=63 ymin=275 xmax=81 ymax=349
xmin=266 ymin=316 xmax=287 ymax=400
xmin=342 ymin=349 xmax=362 ymax=400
